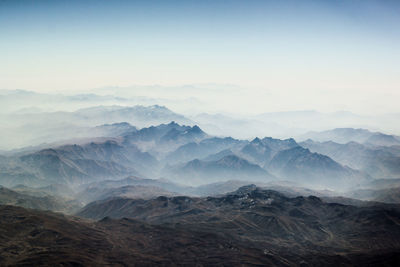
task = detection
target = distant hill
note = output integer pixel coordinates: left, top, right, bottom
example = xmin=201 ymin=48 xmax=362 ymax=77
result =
xmin=76 ymin=185 xmax=175 ymax=204
xmin=365 ymin=132 xmax=400 ymax=146
xmin=348 ymin=186 xmax=400 ymax=204
xmin=0 ymin=104 xmax=193 ymax=149
xmin=0 ymin=186 xmax=80 ymax=213
xmin=240 ymin=137 xmax=298 ymax=165
xmin=122 ymin=122 xmax=208 ymax=157
xmin=362 ymin=178 xmax=400 ymax=190
xmin=202 ymin=148 xmax=235 ymax=161
xmin=0 ymin=140 xmax=156 ymax=187
xmin=267 ymin=146 xmax=369 ymax=189
xmin=300 ymin=139 xmax=400 ymax=178
xmin=12 ymin=183 xmax=75 ymax=199
xmin=165 ymin=137 xmax=245 ymax=164
xmin=299 ymin=128 xmax=400 ymax=146
xmin=165 ymin=155 xmax=274 ymax=185
xmin=75 ymin=176 xmax=183 ymax=204
xmin=91 ymin=122 xmax=137 ymax=137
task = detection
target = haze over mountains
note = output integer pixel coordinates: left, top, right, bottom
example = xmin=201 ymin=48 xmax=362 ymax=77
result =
xmin=1 ymin=119 xmax=376 ymax=192
xmin=1 ymin=90 xmax=400 ymax=265
xmin=3 ymin=0 xmax=400 ymax=263
xmin=1 ymin=92 xmax=399 ymax=201
xmin=1 ymin=88 xmax=400 ymax=150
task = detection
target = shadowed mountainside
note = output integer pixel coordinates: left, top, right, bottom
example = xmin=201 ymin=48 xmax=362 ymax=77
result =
xmin=300 ymin=139 xmax=400 ymax=178
xmin=76 ymin=186 xmax=400 ymax=266
xmin=2 ymin=186 xmax=400 ymax=266
xmin=165 ymin=155 xmax=274 ymax=185
xmin=267 ymin=146 xmax=369 ymax=189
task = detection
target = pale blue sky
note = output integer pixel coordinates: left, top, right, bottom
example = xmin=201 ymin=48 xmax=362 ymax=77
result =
xmin=1 ymin=0 xmax=399 ymax=114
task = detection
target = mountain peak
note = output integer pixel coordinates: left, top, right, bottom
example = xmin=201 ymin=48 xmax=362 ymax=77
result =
xmin=190 ymin=125 xmax=202 ymax=133
xmin=251 ymin=137 xmax=262 ymax=144
xmin=168 ymin=121 xmax=179 ymax=126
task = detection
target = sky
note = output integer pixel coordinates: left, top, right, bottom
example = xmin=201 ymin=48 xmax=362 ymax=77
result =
xmin=1 ymin=0 xmax=399 ymax=115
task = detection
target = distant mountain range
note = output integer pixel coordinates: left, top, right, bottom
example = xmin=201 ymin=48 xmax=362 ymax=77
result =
xmin=165 ymin=137 xmax=245 ymax=164
xmin=299 ymin=128 xmax=400 ymax=146
xmin=301 ymin=139 xmax=400 ymax=178
xmin=2 ymin=88 xmax=400 ymax=150
xmin=122 ymin=121 xmax=207 ymax=151
xmin=165 ymin=155 xmax=274 ymax=185
xmin=267 ymin=146 xmax=368 ymax=189
xmin=0 ymin=122 xmax=376 ymax=191
xmin=0 ymin=138 xmax=161 ymax=187
xmin=0 ymin=186 xmax=79 ymax=214
xmin=1 ymin=90 xmax=400 ymax=265
xmin=240 ymin=137 xmax=298 ymax=165
xmin=0 ymin=104 xmax=193 ymax=149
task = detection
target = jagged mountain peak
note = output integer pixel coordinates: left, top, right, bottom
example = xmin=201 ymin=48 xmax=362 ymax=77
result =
xmin=188 ymin=125 xmax=203 ymax=134
xmin=167 ymin=120 xmax=180 ymax=126
xmin=251 ymin=137 xmax=262 ymax=144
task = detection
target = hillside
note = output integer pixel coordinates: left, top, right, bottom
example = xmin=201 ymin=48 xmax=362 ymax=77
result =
xmin=0 ymin=186 xmax=80 ymax=214
xmin=166 ymin=155 xmax=274 ymax=185
xmin=76 ymin=186 xmax=400 ymax=265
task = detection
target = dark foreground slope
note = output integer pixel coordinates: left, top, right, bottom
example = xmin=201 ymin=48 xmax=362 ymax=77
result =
xmin=80 ymin=186 xmax=400 ymax=266
xmin=0 ymin=205 xmax=286 ymax=266
xmin=2 ymin=186 xmax=400 ymax=266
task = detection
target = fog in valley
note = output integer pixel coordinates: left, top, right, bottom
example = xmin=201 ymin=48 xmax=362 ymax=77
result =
xmin=1 ymin=86 xmax=400 ymax=150
xmin=2 ymin=0 xmax=400 ymax=265
xmin=1 ymin=86 xmax=400 ymax=195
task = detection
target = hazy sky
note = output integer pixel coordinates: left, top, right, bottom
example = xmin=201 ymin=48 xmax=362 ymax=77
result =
xmin=1 ymin=0 xmax=399 ymax=114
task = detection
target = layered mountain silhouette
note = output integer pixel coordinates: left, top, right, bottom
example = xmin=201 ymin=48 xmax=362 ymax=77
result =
xmin=0 ymin=122 xmax=373 ymax=191
xmin=1 ymin=113 xmax=400 ymax=265
xmin=0 ymin=104 xmax=193 ymax=149
xmin=300 ymin=128 xmax=400 ymax=146
xmin=165 ymin=137 xmax=245 ymax=164
xmin=240 ymin=137 xmax=298 ymax=165
xmin=301 ymin=139 xmax=400 ymax=178
xmin=0 ymin=139 xmax=161 ymax=187
xmin=267 ymin=146 xmax=369 ymax=189
xmin=165 ymin=155 xmax=274 ymax=185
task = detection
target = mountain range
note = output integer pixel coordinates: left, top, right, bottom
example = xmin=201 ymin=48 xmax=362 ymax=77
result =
xmin=72 ymin=186 xmax=400 ymax=265
xmin=1 ymin=107 xmax=400 ymax=265
xmin=301 ymin=139 xmax=400 ymax=178
xmin=2 ymin=89 xmax=400 ymax=150
xmin=0 ymin=104 xmax=192 ymax=149
xmin=165 ymin=155 xmax=274 ymax=185
xmin=0 ymin=122 xmax=376 ymax=191
xmin=299 ymin=128 xmax=400 ymax=146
